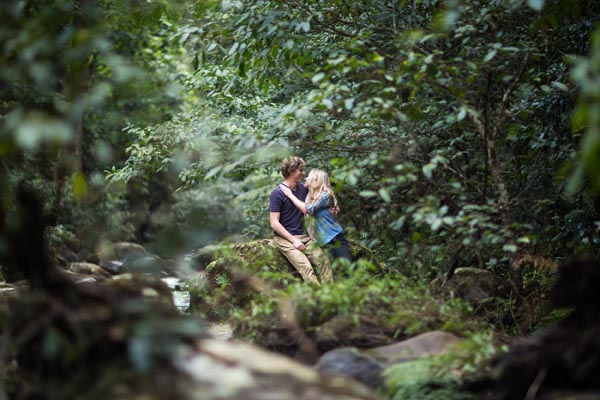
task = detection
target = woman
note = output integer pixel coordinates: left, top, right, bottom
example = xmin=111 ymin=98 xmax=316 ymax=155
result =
xmin=279 ymin=169 xmax=351 ymax=262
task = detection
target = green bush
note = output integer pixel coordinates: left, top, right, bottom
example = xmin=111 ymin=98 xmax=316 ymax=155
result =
xmin=230 ymin=268 xmax=483 ymax=349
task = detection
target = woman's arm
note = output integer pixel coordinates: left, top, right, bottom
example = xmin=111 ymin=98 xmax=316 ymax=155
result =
xmin=279 ymin=185 xmax=307 ymax=214
xmin=305 ymin=193 xmax=332 ymax=216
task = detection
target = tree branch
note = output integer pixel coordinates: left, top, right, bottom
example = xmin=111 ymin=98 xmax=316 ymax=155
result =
xmin=494 ymin=53 xmax=530 ymax=136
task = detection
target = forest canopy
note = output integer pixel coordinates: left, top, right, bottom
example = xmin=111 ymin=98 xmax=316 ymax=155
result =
xmin=2 ymin=0 xmax=599 ymax=269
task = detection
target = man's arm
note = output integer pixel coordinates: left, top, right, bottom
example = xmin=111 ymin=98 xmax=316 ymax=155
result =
xmin=270 ymin=212 xmax=306 ymax=250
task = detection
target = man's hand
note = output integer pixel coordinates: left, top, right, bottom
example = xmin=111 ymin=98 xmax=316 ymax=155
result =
xmin=292 ymin=237 xmax=306 ymax=251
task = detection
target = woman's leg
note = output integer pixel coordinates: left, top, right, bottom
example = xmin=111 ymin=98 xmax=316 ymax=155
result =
xmin=326 ymin=234 xmax=352 ymax=262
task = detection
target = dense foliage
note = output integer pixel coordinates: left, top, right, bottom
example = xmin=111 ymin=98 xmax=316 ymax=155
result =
xmin=2 ymin=0 xmax=600 ymax=398
xmin=3 ymin=0 xmax=599 ymax=273
xmin=105 ymin=0 xmax=600 ymax=285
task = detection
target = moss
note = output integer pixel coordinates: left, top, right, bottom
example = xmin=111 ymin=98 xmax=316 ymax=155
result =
xmin=384 ymin=359 xmax=477 ymax=400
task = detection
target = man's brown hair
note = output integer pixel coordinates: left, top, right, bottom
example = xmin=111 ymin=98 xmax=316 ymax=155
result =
xmin=280 ymin=156 xmax=305 ymax=178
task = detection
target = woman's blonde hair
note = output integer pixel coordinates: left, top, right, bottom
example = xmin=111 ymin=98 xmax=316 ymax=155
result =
xmin=307 ymin=169 xmax=338 ymax=210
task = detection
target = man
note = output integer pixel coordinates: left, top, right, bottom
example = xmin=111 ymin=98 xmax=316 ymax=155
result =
xmin=269 ymin=156 xmax=333 ymax=285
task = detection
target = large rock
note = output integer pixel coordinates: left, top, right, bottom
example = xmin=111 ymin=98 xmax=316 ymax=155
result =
xmin=314 ymin=331 xmax=462 ymax=392
xmin=367 ymin=331 xmax=462 ymax=365
xmin=178 ymin=339 xmax=379 ymax=400
xmin=96 ymin=242 xmax=148 ymax=274
xmin=200 ymin=239 xmax=296 ymax=279
xmin=185 ymin=240 xmax=286 ymax=318
xmin=191 ymin=240 xmax=302 ymax=319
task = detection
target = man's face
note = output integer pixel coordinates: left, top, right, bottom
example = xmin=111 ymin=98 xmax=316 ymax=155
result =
xmin=291 ymin=167 xmax=304 ymax=183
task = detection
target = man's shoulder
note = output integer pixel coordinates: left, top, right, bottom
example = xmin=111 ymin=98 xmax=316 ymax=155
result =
xmin=270 ymin=185 xmax=283 ymax=196
xmin=269 ymin=185 xmax=285 ymax=202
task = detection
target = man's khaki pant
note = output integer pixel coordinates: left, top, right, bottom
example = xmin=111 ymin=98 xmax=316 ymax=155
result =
xmin=273 ymin=234 xmax=333 ymax=285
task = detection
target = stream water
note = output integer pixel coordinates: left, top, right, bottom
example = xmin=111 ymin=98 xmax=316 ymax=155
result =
xmin=160 ymin=276 xmax=232 ymax=340
xmin=161 ymin=276 xmax=191 ymax=313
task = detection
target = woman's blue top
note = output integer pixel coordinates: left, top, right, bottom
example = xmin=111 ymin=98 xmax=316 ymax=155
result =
xmin=306 ymin=192 xmax=343 ymax=245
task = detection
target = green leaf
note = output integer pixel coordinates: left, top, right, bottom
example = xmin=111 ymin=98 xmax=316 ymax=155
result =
xmin=205 ymin=166 xmax=221 ymax=179
xmin=550 ymin=81 xmax=568 ymax=92
xmin=312 ymin=72 xmax=325 ymax=84
xmin=422 ymin=163 xmax=435 ymax=179
xmin=228 ymin=42 xmax=239 ymax=56
xmin=442 ymin=216 xmax=454 ymax=225
xmin=527 ymin=0 xmax=544 ymax=11
xmin=483 ymin=49 xmax=497 ymax=63
xmin=348 ymin=174 xmax=358 ymax=186
xmin=71 ymin=172 xmax=88 ymax=200
xmin=503 ymin=244 xmax=518 ymax=253
xmin=378 ymin=188 xmax=391 ymax=203
xmin=359 ymin=190 xmax=378 ymax=197
xmin=298 ymin=21 xmax=310 ymax=32
xmin=411 ymin=231 xmax=422 ymax=243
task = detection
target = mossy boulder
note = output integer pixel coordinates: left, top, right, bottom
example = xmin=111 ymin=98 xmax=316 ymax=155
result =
xmin=188 ymin=239 xmax=385 ymax=320
xmin=191 ymin=244 xmax=228 ymax=270
xmin=315 ymin=331 xmax=463 ymax=392
xmin=96 ymin=242 xmax=148 ymax=274
xmin=188 ymin=240 xmax=298 ymax=320
xmin=436 ymin=267 xmax=513 ymax=308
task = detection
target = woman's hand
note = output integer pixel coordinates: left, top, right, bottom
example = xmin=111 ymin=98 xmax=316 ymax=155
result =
xmin=279 ymin=184 xmax=292 ymax=198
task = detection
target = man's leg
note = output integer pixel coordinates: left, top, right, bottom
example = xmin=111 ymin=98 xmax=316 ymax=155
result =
xmin=301 ymin=235 xmax=334 ymax=283
xmin=273 ymin=236 xmax=320 ymax=285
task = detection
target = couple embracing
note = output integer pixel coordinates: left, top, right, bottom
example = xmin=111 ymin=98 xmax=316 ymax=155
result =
xmin=269 ymin=156 xmax=351 ymax=286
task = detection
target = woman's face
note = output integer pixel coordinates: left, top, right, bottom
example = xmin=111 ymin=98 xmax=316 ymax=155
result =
xmin=304 ymin=175 xmax=313 ymax=188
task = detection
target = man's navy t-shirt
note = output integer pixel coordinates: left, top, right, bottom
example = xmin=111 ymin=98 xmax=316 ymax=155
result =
xmin=269 ymin=183 xmax=308 ymax=236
